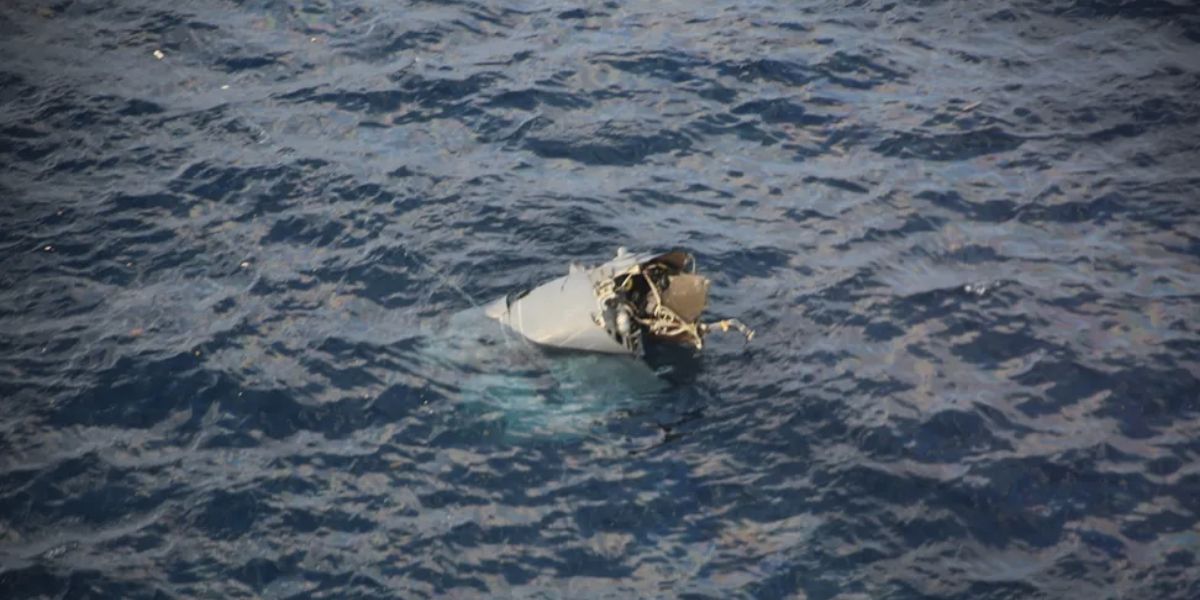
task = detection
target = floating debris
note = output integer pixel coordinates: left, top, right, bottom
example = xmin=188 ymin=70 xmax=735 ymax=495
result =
xmin=963 ymin=281 xmax=992 ymax=296
xmin=487 ymin=249 xmax=751 ymax=356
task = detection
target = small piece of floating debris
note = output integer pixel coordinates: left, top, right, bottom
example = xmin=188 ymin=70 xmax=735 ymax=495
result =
xmin=485 ymin=248 xmax=753 ymax=356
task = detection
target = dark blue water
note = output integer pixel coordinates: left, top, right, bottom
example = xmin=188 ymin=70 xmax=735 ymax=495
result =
xmin=3 ymin=1 xmax=1200 ymax=598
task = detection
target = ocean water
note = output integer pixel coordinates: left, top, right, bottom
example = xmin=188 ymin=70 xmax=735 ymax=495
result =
xmin=1 ymin=0 xmax=1199 ymax=598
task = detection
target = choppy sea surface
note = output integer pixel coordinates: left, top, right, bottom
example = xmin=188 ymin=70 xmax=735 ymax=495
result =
xmin=2 ymin=1 xmax=1199 ymax=598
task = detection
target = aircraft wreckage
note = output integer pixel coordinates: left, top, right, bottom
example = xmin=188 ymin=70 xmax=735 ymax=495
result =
xmin=485 ymin=248 xmax=753 ymax=356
